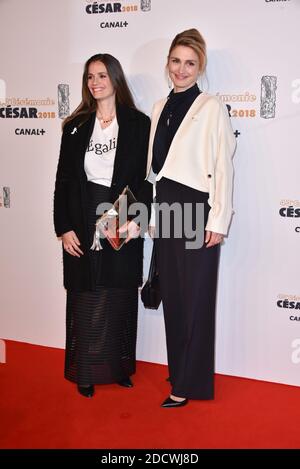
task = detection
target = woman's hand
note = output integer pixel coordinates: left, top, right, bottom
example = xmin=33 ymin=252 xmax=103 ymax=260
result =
xmin=62 ymin=231 xmax=84 ymax=257
xmin=148 ymin=225 xmax=156 ymax=239
xmin=205 ymin=231 xmax=224 ymax=248
xmin=119 ymin=220 xmax=141 ymax=243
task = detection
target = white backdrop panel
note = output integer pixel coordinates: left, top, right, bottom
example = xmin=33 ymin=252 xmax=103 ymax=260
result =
xmin=1 ymin=0 xmax=300 ymax=385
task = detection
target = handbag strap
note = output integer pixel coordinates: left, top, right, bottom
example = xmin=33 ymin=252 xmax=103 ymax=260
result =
xmin=148 ymin=241 xmax=158 ymax=281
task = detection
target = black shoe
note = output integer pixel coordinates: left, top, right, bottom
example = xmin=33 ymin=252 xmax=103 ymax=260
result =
xmin=161 ymin=396 xmax=188 ymax=408
xmin=77 ymin=384 xmax=94 ymax=398
xmin=117 ymin=377 xmax=133 ymax=388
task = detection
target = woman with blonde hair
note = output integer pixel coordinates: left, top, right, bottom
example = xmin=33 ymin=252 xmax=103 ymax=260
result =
xmin=147 ymin=29 xmax=236 ymax=407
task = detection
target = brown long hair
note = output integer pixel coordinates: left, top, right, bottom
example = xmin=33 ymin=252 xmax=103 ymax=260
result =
xmin=168 ymin=28 xmax=207 ymax=74
xmin=63 ymin=53 xmax=136 ymax=128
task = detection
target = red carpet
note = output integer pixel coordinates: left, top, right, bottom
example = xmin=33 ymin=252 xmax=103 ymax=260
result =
xmin=0 ymin=340 xmax=300 ymax=449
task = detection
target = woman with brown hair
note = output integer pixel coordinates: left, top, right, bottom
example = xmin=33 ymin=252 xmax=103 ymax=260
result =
xmin=147 ymin=29 xmax=236 ymax=407
xmin=54 ymin=53 xmax=151 ymax=397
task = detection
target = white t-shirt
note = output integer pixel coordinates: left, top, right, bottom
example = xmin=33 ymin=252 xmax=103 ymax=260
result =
xmin=84 ymin=117 xmax=119 ymax=187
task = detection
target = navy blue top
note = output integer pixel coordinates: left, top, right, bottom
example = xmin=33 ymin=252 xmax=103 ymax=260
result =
xmin=152 ymin=84 xmax=201 ymax=174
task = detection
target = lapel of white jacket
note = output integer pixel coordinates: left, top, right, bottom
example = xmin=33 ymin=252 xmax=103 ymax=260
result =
xmin=146 ymin=92 xmax=211 ymax=178
xmin=165 ymin=92 xmax=211 ymax=159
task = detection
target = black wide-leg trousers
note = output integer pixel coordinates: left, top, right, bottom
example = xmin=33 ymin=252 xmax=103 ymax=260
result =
xmin=156 ymin=178 xmax=220 ymax=399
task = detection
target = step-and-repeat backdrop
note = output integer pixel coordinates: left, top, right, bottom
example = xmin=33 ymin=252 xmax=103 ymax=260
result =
xmin=1 ymin=0 xmax=300 ymax=385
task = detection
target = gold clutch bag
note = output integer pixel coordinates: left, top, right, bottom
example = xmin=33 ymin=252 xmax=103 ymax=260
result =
xmin=90 ymin=186 xmax=137 ymax=251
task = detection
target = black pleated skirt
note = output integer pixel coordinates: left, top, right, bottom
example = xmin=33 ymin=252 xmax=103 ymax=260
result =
xmin=65 ymin=182 xmax=138 ymax=385
xmin=155 ymin=177 xmax=220 ymax=399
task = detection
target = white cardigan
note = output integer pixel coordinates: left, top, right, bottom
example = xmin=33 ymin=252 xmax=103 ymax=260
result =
xmin=146 ymin=92 xmax=236 ymax=235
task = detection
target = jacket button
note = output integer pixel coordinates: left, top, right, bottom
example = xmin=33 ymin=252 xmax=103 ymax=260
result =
xmin=208 ymin=174 xmax=212 ymax=178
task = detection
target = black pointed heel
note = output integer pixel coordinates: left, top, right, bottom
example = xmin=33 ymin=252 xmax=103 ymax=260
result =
xmin=161 ymin=396 xmax=188 ymax=408
xmin=77 ymin=384 xmax=94 ymax=398
xmin=117 ymin=377 xmax=133 ymax=388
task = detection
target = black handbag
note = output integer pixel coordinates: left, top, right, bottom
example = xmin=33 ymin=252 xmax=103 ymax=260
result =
xmin=141 ymin=242 xmax=161 ymax=309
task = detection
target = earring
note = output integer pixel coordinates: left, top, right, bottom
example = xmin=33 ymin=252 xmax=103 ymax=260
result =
xmin=167 ymin=75 xmax=173 ymax=90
